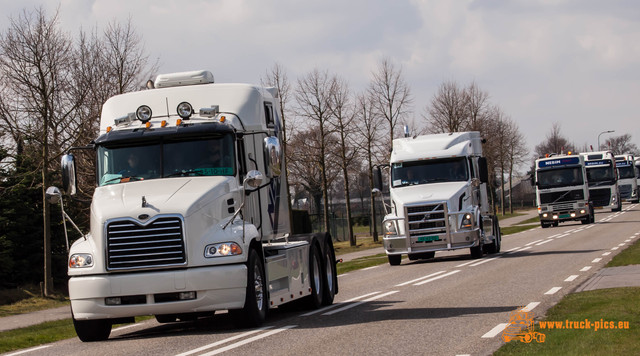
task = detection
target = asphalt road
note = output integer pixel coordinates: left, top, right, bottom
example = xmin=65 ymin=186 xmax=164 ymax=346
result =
xmin=11 ymin=204 xmax=639 ymax=356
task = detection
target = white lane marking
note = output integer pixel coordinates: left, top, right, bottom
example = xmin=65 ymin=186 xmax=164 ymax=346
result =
xmin=611 ymin=247 xmax=619 ymax=250
xmin=618 ymin=243 xmax=626 ymax=246
xmin=362 ymin=265 xmax=380 ymax=271
xmin=323 ymin=291 xmax=399 ymax=316
xmin=504 ymin=247 xmax=521 ymax=252
xmin=565 ymin=275 xmax=579 ymax=282
xmin=481 ymin=323 xmax=509 ymax=338
xmin=555 ymin=234 xmax=570 ymax=239
xmin=468 ymin=257 xmax=501 ymax=267
xmin=338 ymin=273 xmax=350 ymax=278
xmin=545 ymin=287 xmax=562 ymax=295
xmin=602 ymin=252 xmax=611 ymax=256
xmin=592 ymin=258 xmax=602 ymax=263
xmin=525 ymin=239 xmax=543 ymax=246
xmin=507 ymin=246 xmax=532 ymax=254
xmin=580 ymin=266 xmax=592 ymax=272
xmin=521 ymin=302 xmax=541 ymax=312
xmin=455 ymin=260 xmax=477 ymax=267
xmin=198 ymin=325 xmax=297 ymax=356
xmin=396 ymin=271 xmax=447 ymax=286
xmin=535 ymin=239 xmax=553 ymax=246
xmin=301 ymin=291 xmax=382 ymax=316
xmin=175 ymin=326 xmax=274 ymax=356
xmin=5 ymin=345 xmax=52 ymax=356
xmin=625 ymin=239 xmax=632 ymax=243
xmin=414 ymin=270 xmax=461 ymax=286
xmin=112 ymin=323 xmax=140 ymax=332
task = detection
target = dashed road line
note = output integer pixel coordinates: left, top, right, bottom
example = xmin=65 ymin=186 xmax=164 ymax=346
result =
xmin=482 ymin=323 xmax=509 ymax=338
xmin=592 ymin=258 xmax=602 ymax=263
xmin=545 ymin=287 xmax=562 ymax=295
xmin=197 ymin=325 xmax=297 ymax=356
xmin=565 ymin=275 xmax=579 ymax=282
xmin=580 ymin=266 xmax=592 ymax=272
xmin=323 ymin=291 xmax=399 ymax=316
xmin=468 ymin=257 xmax=501 ymax=267
xmin=301 ymin=291 xmax=381 ymax=316
xmin=396 ymin=271 xmax=447 ymax=286
xmin=176 ymin=326 xmax=275 ymax=356
xmin=414 ymin=270 xmax=461 ymax=286
xmin=521 ymin=302 xmax=540 ymax=312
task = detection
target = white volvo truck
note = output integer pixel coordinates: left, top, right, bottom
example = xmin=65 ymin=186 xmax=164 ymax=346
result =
xmin=374 ymin=131 xmax=501 ymax=265
xmin=581 ymin=151 xmax=622 ymax=212
xmin=48 ymin=70 xmax=337 ymax=341
xmin=533 ymin=153 xmax=593 ymax=227
xmin=615 ymin=154 xmax=639 ymax=203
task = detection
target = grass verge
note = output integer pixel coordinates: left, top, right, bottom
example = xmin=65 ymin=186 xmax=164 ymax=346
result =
xmin=337 ymin=254 xmax=389 ymax=275
xmin=333 ymin=236 xmax=383 ymax=255
xmin=494 ymin=236 xmax=640 ymax=355
xmin=0 ymin=317 xmax=151 ymax=354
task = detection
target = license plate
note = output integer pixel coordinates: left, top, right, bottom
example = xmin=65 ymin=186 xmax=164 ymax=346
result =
xmin=559 ymin=214 xmax=570 ymax=219
xmin=418 ymin=235 xmax=439 ymax=242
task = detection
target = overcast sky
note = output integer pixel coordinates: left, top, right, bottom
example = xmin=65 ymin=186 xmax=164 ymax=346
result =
xmin=2 ymin=0 xmax=639 ymax=159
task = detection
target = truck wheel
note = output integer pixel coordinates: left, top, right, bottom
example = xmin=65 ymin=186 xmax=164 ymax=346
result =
xmin=232 ymin=248 xmax=267 ymax=327
xmin=73 ymin=317 xmax=111 ymax=342
xmin=541 ymin=222 xmax=549 ymax=228
xmin=388 ymin=254 xmax=401 ymax=266
xmin=552 ymin=221 xmax=559 ymax=227
xmin=470 ymin=244 xmax=483 ymax=259
xmin=321 ymin=239 xmax=337 ymax=306
xmin=305 ymin=243 xmax=324 ymax=309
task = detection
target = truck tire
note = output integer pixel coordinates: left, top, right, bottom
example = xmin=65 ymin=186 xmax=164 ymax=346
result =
xmin=73 ymin=317 xmax=111 ymax=342
xmin=541 ymin=221 xmax=549 ymax=228
xmin=305 ymin=242 xmax=324 ymax=309
xmin=321 ymin=239 xmax=337 ymax=306
xmin=232 ymin=248 xmax=267 ymax=327
xmin=485 ymin=218 xmax=501 ymax=254
xmin=388 ymin=254 xmax=401 ymax=266
xmin=470 ymin=244 xmax=483 ymax=259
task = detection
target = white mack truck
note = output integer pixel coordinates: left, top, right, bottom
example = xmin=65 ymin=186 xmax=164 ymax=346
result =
xmin=533 ymin=153 xmax=593 ymax=227
xmin=615 ymin=154 xmax=639 ymax=203
xmin=47 ymin=70 xmax=338 ymax=341
xmin=373 ymin=131 xmax=501 ymax=265
xmin=580 ymin=151 xmax=622 ymax=212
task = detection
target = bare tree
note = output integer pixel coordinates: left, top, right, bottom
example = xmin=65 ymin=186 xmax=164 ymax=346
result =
xmin=0 ymin=7 xmax=83 ymax=296
xmin=464 ymin=81 xmax=491 ymax=132
xmin=424 ymin=80 xmax=467 ymax=133
xmin=603 ymin=134 xmax=639 ymax=155
xmin=354 ymin=93 xmax=385 ymax=242
xmin=534 ymin=123 xmax=574 ymax=158
xmin=506 ymin=119 xmax=528 ymax=214
xmin=368 ymin=58 xmax=412 ymax=155
xmin=295 ymin=69 xmax=335 ymax=233
xmin=328 ymin=76 xmax=358 ymax=245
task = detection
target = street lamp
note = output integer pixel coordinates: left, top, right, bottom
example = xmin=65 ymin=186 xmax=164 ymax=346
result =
xmin=597 ymin=130 xmax=615 ymax=151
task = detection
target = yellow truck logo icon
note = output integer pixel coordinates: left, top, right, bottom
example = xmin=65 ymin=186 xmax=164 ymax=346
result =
xmin=502 ymin=309 xmax=546 ymax=343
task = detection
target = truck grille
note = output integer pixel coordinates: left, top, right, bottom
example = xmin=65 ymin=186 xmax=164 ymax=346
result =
xmin=405 ymin=203 xmax=447 ymax=237
xmin=549 ymin=202 xmax=574 ymax=211
xmin=589 ymin=188 xmax=611 ymax=207
xmin=619 ymin=184 xmax=632 ymax=199
xmin=540 ymin=189 xmax=584 ymax=205
xmin=106 ymin=216 xmax=186 ymax=271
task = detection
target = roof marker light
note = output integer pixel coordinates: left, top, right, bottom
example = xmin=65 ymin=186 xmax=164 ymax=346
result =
xmin=136 ymin=105 xmax=152 ymax=122
xmin=145 ymin=122 xmax=151 ymax=128
xmin=161 ymin=120 xmax=167 ymax=127
xmin=176 ymin=119 xmax=182 ymax=126
xmin=177 ymin=102 xmax=193 ymax=119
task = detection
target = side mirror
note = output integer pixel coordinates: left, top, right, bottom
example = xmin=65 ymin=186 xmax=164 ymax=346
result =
xmin=373 ymin=166 xmax=383 ymax=191
xmin=478 ymin=157 xmax=489 ymax=184
xmin=61 ymin=154 xmax=77 ymax=196
xmin=244 ymin=170 xmax=264 ymax=190
xmin=530 ymin=174 xmax=536 ymax=187
xmin=263 ymin=136 xmax=282 ymax=177
xmin=45 ymin=186 xmax=62 ymax=204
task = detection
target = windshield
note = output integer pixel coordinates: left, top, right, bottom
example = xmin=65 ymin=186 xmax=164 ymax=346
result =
xmin=617 ymin=165 xmax=635 ymax=179
xmin=537 ymin=167 xmax=584 ymax=189
xmin=391 ymin=157 xmax=469 ymax=188
xmin=585 ymin=165 xmax=616 ymax=184
xmin=97 ymin=134 xmax=235 ymax=186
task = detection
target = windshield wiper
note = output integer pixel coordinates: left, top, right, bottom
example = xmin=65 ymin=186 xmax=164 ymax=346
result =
xmin=165 ymin=170 xmax=205 ymax=178
xmin=103 ymin=176 xmax=144 ymax=184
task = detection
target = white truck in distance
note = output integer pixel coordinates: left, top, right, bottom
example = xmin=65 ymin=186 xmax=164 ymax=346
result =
xmin=533 ymin=154 xmax=594 ymax=227
xmin=615 ymin=154 xmax=639 ymax=203
xmin=374 ymin=131 xmax=501 ymax=265
xmin=49 ymin=70 xmax=338 ymax=342
xmin=581 ymin=151 xmax=622 ymax=212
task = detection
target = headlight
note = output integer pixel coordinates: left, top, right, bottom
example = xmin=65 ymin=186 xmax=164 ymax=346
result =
xmin=460 ymin=213 xmax=473 ymax=229
xmin=177 ymin=102 xmax=193 ymax=119
xmin=383 ymin=221 xmax=398 ymax=235
xmin=204 ymin=242 xmax=242 ymax=258
xmin=136 ymin=105 xmax=152 ymax=122
xmin=69 ymin=253 xmax=93 ymax=268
